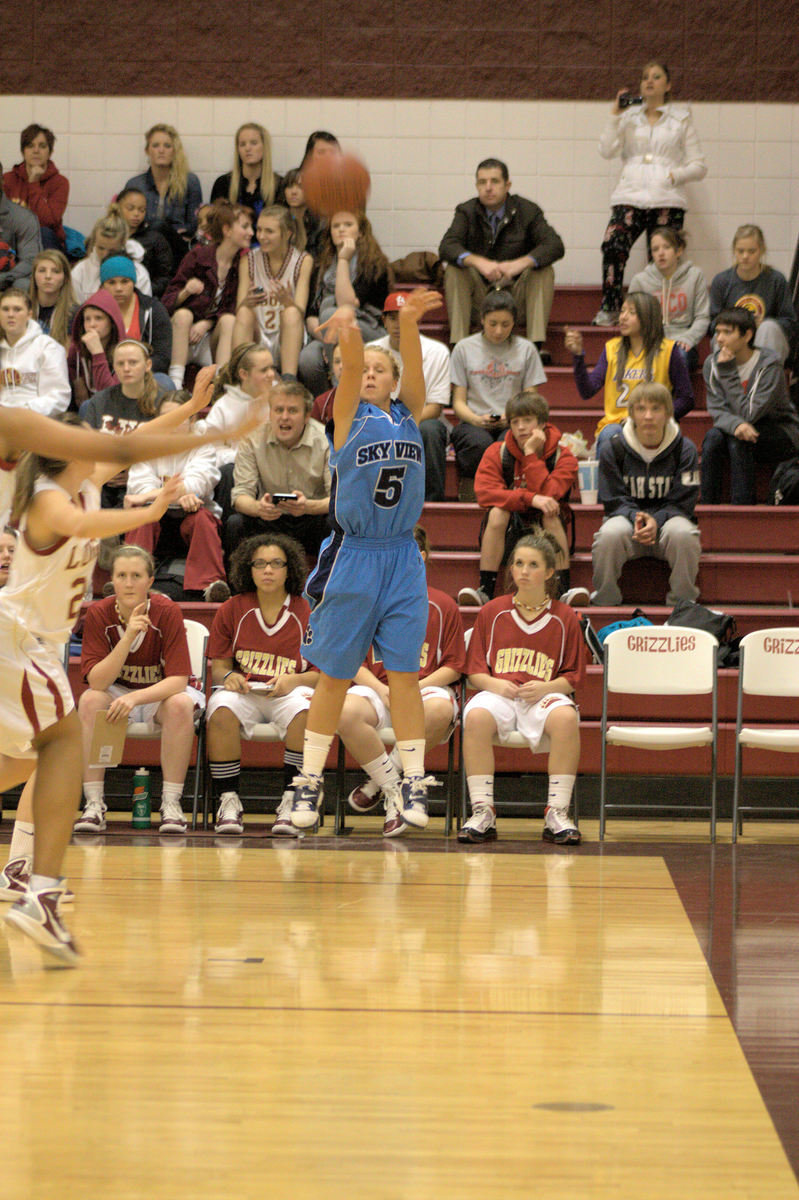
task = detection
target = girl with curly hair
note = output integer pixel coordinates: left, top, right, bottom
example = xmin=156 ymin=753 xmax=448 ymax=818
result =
xmin=205 ymin=532 xmax=318 ymax=837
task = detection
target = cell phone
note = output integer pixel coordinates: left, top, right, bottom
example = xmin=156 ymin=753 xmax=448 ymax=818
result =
xmin=253 ymin=286 xmax=265 ymax=294
xmin=488 ymin=413 xmax=503 ymax=423
xmin=272 ymin=492 xmax=298 ymax=503
xmin=618 ymin=92 xmax=643 ymax=108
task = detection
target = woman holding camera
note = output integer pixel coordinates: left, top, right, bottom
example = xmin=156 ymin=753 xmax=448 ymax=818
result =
xmin=594 ymin=60 xmax=706 ymax=326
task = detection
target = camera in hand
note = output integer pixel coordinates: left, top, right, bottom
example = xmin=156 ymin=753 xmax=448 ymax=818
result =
xmin=272 ymin=492 xmax=299 ymax=503
xmin=618 ymin=92 xmax=643 ymax=108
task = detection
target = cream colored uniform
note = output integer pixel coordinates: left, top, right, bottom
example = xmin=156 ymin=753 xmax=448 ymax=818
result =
xmin=0 ymin=478 xmax=99 ymax=757
xmin=249 ymin=245 xmax=309 ymax=360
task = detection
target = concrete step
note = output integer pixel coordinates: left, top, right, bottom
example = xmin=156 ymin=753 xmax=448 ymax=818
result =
xmin=430 ymin=550 xmax=799 ymax=606
xmin=549 ymin=286 xmax=604 ymax=324
xmin=422 ymin=502 xmax=799 ymax=554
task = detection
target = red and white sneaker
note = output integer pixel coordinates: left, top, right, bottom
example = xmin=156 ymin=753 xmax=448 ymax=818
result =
xmin=4 ymin=882 xmax=81 ymax=966
xmin=382 ymin=787 xmax=407 ymax=838
xmin=0 ymin=858 xmax=74 ymax=905
xmin=347 ymin=778 xmax=382 ymax=813
xmin=271 ymin=791 xmax=301 ymax=838
xmin=74 ymin=798 xmax=107 ymax=833
xmin=159 ymin=798 xmax=188 ymax=835
xmin=542 ymin=806 xmax=581 ymax=845
xmin=0 ymin=856 xmax=30 ymax=901
xmin=214 ymin=791 xmax=244 ymax=835
xmin=457 ymin=806 xmax=497 ymax=843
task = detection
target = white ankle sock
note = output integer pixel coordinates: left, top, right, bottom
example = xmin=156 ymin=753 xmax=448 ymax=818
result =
xmin=547 ymin=774 xmax=575 ymax=810
xmin=302 ymin=731 xmax=333 ymax=779
xmin=168 ymin=364 xmax=185 ymax=388
xmin=363 ymin=753 xmax=401 ymax=790
xmin=83 ymin=781 xmax=104 ymax=806
xmin=396 ymin=739 xmax=425 ymax=779
xmin=161 ymin=782 xmax=184 ymax=807
xmin=467 ymin=775 xmax=494 ymax=810
xmin=8 ymin=820 xmax=34 ymax=864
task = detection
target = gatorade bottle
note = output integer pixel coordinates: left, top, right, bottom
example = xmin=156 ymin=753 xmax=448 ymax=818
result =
xmin=132 ymin=768 xmax=151 ymax=828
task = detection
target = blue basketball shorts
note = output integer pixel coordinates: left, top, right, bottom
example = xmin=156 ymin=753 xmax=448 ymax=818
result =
xmin=304 ymin=533 xmax=427 ymax=680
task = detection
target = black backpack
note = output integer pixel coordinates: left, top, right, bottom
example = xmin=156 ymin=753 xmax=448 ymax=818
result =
xmin=665 ymin=599 xmax=740 ymax=667
xmin=768 ymin=456 xmax=799 ymax=505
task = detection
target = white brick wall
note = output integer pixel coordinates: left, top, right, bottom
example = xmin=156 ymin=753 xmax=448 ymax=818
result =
xmin=2 ymin=94 xmax=797 ymax=287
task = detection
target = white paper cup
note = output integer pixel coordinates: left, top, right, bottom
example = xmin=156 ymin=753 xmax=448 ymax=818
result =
xmin=578 ymin=459 xmax=599 ymax=504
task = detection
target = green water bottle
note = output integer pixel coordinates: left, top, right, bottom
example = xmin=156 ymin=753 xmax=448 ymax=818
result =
xmin=132 ymin=768 xmax=151 ymax=828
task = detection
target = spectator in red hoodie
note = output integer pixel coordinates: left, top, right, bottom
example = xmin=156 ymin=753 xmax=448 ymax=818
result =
xmin=2 ymin=125 xmax=69 ymax=251
xmin=66 ymin=289 xmax=127 ymax=407
xmin=457 ymin=390 xmax=582 ymax=607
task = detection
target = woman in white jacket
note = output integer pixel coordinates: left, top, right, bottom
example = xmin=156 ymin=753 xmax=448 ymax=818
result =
xmin=125 ymin=391 xmax=228 ymax=601
xmin=0 ymin=287 xmax=70 ymax=416
xmin=595 ymin=60 xmax=707 ymax=326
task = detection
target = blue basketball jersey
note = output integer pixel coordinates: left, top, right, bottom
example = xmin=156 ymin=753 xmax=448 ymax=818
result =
xmin=329 ymin=400 xmax=425 ymax=539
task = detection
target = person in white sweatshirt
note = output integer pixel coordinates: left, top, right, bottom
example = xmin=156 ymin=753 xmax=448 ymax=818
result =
xmin=594 ymin=59 xmax=706 ymax=324
xmin=124 ymin=391 xmax=228 ymax=600
xmin=0 ymin=287 xmax=70 ymax=415
xmin=194 ymin=341 xmax=276 ymax=523
xmin=628 ymin=227 xmax=710 ymax=369
xmin=71 ymin=212 xmax=151 ymax=305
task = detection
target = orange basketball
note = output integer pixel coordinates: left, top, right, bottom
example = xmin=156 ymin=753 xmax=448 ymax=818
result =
xmin=301 ymin=152 xmax=371 ymax=217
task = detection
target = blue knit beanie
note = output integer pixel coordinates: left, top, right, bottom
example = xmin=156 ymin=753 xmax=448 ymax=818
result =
xmin=100 ymin=255 xmax=136 ymax=283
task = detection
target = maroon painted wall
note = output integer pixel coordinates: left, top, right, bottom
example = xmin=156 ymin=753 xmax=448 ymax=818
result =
xmin=4 ymin=0 xmax=798 ymax=102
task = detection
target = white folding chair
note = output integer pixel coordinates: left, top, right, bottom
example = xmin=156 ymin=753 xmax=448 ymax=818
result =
xmin=457 ymin=627 xmax=578 ymax=830
xmin=732 ymin=628 xmax=799 ymax=841
xmin=599 ymin=625 xmax=718 ymax=840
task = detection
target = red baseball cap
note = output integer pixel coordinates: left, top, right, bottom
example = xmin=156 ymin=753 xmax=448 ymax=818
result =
xmin=383 ymin=292 xmax=407 ymax=313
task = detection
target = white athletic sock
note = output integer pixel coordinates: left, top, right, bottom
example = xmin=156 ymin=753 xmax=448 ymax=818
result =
xmin=388 ymin=745 xmax=402 ymax=774
xmin=82 ymin=781 xmax=104 ymax=807
xmin=168 ymin=364 xmax=185 ymax=388
xmin=302 ymin=731 xmax=334 ymax=780
xmin=362 ymin=753 xmax=401 ymax=790
xmin=467 ymin=775 xmax=494 ymax=811
xmin=8 ymin=820 xmax=34 ymax=864
xmin=396 ymin=739 xmax=425 ymax=780
xmin=161 ymin=781 xmax=184 ymax=807
xmin=547 ymin=774 xmax=576 ymax=811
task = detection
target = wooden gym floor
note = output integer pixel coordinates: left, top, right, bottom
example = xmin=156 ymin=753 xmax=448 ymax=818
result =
xmin=1 ymin=820 xmax=798 ymax=1199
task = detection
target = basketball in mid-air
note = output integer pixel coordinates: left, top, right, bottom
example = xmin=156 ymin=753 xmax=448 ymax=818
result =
xmin=302 ymin=152 xmax=371 ymax=217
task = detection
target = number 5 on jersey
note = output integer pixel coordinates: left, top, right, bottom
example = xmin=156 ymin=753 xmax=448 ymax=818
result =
xmin=374 ymin=465 xmax=406 ymax=508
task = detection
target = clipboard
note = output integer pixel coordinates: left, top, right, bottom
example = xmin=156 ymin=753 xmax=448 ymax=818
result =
xmin=89 ymin=712 xmax=128 ymax=768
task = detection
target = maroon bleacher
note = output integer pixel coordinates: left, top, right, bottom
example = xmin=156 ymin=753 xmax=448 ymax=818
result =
xmin=69 ymin=285 xmax=799 ymax=789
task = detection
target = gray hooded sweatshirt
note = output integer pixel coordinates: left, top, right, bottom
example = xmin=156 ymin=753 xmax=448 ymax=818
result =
xmin=628 ymin=259 xmax=710 ymax=350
